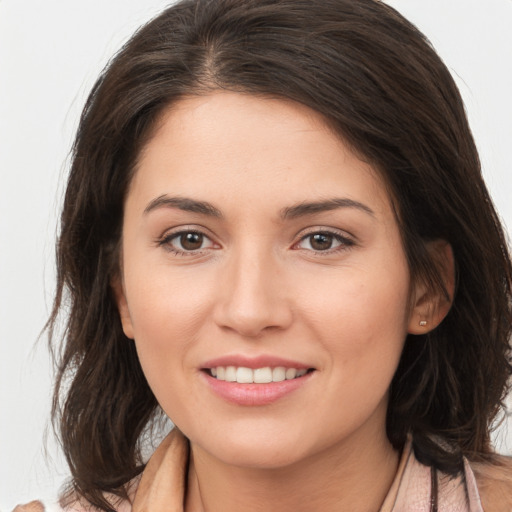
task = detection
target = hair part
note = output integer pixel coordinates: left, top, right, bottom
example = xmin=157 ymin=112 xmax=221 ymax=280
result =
xmin=49 ymin=1 xmax=512 ymax=509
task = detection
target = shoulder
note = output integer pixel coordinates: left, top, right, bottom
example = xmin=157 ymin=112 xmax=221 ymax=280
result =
xmin=471 ymin=454 xmax=512 ymax=511
xmin=12 ymin=502 xmax=46 ymax=512
xmin=11 ymin=481 xmax=138 ymax=512
xmin=12 ymin=497 xmax=133 ymax=512
xmin=12 ymin=501 xmax=64 ymax=512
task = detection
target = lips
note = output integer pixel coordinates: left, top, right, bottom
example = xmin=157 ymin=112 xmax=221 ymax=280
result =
xmin=200 ymin=355 xmax=315 ymax=405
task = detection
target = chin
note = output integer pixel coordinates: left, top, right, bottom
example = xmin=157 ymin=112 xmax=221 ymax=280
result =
xmin=214 ymin=440 xmax=309 ymax=470
xmin=187 ymin=420 xmax=314 ymax=469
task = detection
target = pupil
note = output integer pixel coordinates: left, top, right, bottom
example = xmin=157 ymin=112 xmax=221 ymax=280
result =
xmin=311 ymin=233 xmax=333 ymax=250
xmin=181 ymin=232 xmax=203 ymax=250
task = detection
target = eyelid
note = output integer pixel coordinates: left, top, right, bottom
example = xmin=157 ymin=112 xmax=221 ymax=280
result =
xmin=155 ymin=225 xmax=355 ymax=255
xmin=292 ymin=227 xmax=356 ymax=253
xmin=157 ymin=224 xmax=217 ymax=241
xmin=156 ymin=225 xmax=221 ymax=254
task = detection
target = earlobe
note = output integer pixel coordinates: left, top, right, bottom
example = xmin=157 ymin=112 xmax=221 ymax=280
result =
xmin=407 ymin=240 xmax=455 ymax=335
xmin=111 ymin=275 xmax=135 ymax=339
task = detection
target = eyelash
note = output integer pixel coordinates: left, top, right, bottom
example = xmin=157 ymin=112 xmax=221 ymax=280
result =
xmin=156 ymin=228 xmax=355 ymax=256
xmin=157 ymin=229 xmax=217 ymax=256
xmin=293 ymin=229 xmax=355 ymax=254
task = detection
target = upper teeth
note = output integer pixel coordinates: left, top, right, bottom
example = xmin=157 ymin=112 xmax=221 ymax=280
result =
xmin=211 ymin=366 xmax=308 ymax=383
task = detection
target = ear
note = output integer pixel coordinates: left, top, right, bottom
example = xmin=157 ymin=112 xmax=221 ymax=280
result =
xmin=408 ymin=240 xmax=455 ymax=335
xmin=111 ymin=275 xmax=135 ymax=339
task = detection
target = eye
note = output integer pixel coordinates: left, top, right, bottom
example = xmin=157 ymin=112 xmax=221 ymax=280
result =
xmin=159 ymin=230 xmax=217 ymax=254
xmin=295 ymin=231 xmax=354 ymax=252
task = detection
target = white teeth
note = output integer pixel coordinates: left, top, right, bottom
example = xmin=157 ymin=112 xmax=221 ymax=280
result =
xmin=225 ymin=366 xmax=237 ymax=382
xmin=236 ymin=367 xmax=253 ymax=383
xmin=272 ymin=367 xmax=286 ymax=382
xmin=209 ymin=366 xmax=310 ymax=383
xmin=285 ymin=368 xmax=297 ymax=380
xmin=254 ymin=367 xmax=273 ymax=383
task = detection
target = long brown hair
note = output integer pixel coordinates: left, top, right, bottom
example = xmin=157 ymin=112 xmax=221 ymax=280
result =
xmin=50 ymin=0 xmax=512 ymax=509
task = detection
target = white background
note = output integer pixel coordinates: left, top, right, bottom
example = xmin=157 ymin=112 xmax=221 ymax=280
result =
xmin=1 ymin=0 xmax=511 ymax=509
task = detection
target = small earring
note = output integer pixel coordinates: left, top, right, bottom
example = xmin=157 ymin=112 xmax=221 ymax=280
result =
xmin=419 ymin=320 xmax=427 ymax=327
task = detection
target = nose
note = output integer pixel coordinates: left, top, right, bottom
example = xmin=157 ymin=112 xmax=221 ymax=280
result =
xmin=213 ymin=248 xmax=293 ymax=338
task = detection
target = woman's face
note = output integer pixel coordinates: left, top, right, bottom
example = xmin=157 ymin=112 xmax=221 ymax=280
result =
xmin=116 ymin=92 xmax=422 ymax=469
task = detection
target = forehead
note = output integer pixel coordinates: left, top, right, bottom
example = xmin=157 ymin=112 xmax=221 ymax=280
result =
xmin=130 ymin=92 xmax=393 ymax=219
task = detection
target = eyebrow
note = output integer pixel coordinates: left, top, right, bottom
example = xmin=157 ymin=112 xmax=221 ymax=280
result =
xmin=281 ymin=198 xmax=375 ymax=219
xmin=143 ymin=195 xmax=374 ymax=220
xmin=143 ymin=195 xmax=223 ymax=218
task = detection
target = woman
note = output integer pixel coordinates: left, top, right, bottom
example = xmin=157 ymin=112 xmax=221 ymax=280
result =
xmin=14 ymin=0 xmax=512 ymax=510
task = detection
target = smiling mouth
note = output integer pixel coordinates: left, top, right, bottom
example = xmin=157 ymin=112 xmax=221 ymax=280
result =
xmin=205 ymin=366 xmax=315 ymax=384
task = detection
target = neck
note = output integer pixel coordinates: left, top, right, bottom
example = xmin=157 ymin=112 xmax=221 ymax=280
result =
xmin=185 ymin=422 xmax=399 ymax=512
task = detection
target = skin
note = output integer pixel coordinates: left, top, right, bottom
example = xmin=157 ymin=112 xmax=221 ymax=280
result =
xmin=115 ymin=92 xmax=451 ymax=512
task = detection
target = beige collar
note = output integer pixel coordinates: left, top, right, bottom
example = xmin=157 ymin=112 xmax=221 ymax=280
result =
xmin=131 ymin=430 xmax=483 ymax=512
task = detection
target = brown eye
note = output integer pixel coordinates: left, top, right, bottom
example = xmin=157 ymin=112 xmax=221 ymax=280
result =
xmin=309 ymin=233 xmax=334 ymax=251
xmin=295 ymin=231 xmax=353 ymax=253
xmin=180 ymin=232 xmax=204 ymax=250
xmin=160 ymin=230 xmax=216 ymax=254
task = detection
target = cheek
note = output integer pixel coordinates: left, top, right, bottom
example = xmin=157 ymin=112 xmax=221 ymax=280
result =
xmin=126 ymin=260 xmax=214 ymax=330
xmin=125 ymin=275 xmax=213 ymax=421
xmin=303 ymin=263 xmax=409 ymax=331
xmin=123 ymin=266 xmax=218 ymax=381
xmin=299 ymin=262 xmax=410 ymax=380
